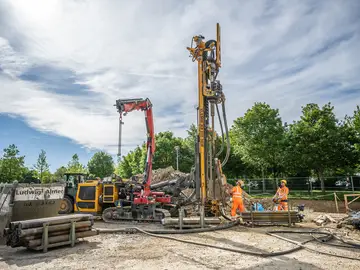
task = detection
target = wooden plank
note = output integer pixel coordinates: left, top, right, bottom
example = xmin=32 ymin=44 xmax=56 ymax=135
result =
xmin=334 ymin=193 xmax=339 ymax=213
xmin=348 ymin=195 xmax=360 ymax=205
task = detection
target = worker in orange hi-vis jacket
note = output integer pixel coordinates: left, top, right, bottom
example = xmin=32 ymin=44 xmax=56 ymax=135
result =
xmin=230 ymin=180 xmax=251 ymax=219
xmin=273 ymin=179 xmax=289 ymax=211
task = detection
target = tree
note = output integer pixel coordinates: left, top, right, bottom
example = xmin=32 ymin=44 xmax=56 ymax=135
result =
xmin=287 ymin=103 xmax=359 ymax=192
xmin=67 ymin=154 xmax=86 ymax=173
xmin=33 ymin=149 xmax=50 ymax=182
xmin=128 ymin=146 xmax=145 ymax=175
xmin=21 ymin=167 xmax=40 ymax=183
xmin=87 ymin=151 xmax=115 ymax=178
xmin=54 ymin=166 xmax=67 ymax=180
xmin=116 ymin=145 xmax=146 ymax=178
xmin=152 ymin=131 xmax=194 ymax=171
xmin=117 ymin=154 xmax=133 ymax=178
xmin=41 ymin=171 xmax=55 ymax=183
xmin=231 ymin=102 xmax=286 ymax=180
xmin=0 ymin=144 xmax=26 ymax=182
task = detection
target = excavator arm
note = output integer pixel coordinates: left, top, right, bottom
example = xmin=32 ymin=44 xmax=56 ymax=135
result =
xmin=115 ymin=98 xmax=155 ymax=194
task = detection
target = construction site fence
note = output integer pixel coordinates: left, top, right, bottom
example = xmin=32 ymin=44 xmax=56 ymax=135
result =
xmin=227 ymin=176 xmax=360 ymax=195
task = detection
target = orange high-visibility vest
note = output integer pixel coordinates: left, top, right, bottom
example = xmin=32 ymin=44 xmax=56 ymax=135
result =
xmin=276 ymin=186 xmax=289 ymax=200
xmin=232 ymin=186 xmax=243 ymax=199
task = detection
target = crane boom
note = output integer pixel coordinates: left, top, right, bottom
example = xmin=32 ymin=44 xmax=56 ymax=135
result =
xmin=115 ymin=98 xmax=155 ymax=195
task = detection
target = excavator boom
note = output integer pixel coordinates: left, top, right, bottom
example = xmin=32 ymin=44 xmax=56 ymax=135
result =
xmin=115 ymin=98 xmax=155 ymax=192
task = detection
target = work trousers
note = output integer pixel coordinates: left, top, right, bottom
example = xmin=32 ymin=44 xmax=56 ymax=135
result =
xmin=231 ymin=198 xmax=245 ymax=216
xmin=277 ymin=201 xmax=288 ymax=211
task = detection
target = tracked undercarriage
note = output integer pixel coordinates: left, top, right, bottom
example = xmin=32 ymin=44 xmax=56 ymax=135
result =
xmin=101 ymin=206 xmax=172 ymax=223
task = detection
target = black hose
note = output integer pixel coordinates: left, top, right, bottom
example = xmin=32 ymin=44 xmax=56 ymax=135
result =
xmin=134 ymin=227 xmax=305 ymax=258
xmin=98 ymin=224 xmax=328 ymax=258
xmin=97 ymin=223 xmax=360 ymax=260
xmin=215 ymin=103 xmax=225 ymax=158
xmin=221 ymin=101 xmax=230 ymax=167
xmin=267 ymin=230 xmax=360 ymax=262
xmin=310 ymin=227 xmax=360 ymax=249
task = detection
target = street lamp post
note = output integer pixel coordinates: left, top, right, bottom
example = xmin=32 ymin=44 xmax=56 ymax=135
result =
xmin=175 ymin=146 xmax=180 ymax=171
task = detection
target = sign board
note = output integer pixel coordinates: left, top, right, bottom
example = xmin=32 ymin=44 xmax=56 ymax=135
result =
xmin=14 ymin=186 xmax=65 ymax=201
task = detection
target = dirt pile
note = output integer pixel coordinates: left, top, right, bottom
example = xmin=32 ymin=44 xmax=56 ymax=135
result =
xmin=135 ymin=166 xmax=190 ymax=184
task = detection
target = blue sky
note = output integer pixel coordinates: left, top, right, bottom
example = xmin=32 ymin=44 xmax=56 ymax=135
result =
xmin=0 ymin=0 xmax=360 ymax=172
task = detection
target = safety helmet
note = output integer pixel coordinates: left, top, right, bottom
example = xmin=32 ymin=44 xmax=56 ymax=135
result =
xmin=237 ymin=180 xmax=244 ymax=186
xmin=280 ymin=179 xmax=287 ymax=185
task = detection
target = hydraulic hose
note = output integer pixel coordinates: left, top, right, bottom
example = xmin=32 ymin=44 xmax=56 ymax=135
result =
xmin=310 ymin=227 xmax=360 ymax=249
xmin=215 ymin=103 xmax=225 ymax=158
xmin=266 ymin=230 xmax=360 ymax=262
xmin=221 ymin=101 xmax=230 ymax=167
xmin=98 ymin=224 xmax=333 ymax=258
xmin=97 ymin=223 xmax=360 ymax=260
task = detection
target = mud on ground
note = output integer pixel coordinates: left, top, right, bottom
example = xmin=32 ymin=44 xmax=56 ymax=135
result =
xmin=1 ymin=216 xmax=360 ymax=270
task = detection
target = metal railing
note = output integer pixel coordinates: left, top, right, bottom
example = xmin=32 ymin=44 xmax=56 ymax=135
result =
xmin=227 ymin=176 xmax=360 ymax=195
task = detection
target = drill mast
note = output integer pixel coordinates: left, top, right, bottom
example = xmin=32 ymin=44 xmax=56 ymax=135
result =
xmin=187 ymin=23 xmax=230 ymax=216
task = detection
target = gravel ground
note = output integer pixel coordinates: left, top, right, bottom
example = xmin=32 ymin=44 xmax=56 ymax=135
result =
xmin=1 ymin=218 xmax=360 ymax=270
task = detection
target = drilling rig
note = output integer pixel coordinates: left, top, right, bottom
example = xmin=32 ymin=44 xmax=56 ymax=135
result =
xmin=187 ymin=23 xmax=231 ymax=224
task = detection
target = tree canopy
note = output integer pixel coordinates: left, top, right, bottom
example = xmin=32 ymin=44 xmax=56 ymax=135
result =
xmin=33 ymin=149 xmax=50 ymax=182
xmin=87 ymin=151 xmax=115 ymax=178
xmin=0 ymin=144 xmax=26 ymax=182
xmin=66 ymin=154 xmax=86 ymax=173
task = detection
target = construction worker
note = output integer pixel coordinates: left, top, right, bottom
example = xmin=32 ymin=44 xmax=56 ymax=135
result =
xmin=230 ymin=180 xmax=246 ymax=219
xmin=273 ymin=179 xmax=289 ymax=211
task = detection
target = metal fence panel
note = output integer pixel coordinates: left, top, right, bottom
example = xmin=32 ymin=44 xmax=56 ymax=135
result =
xmin=227 ymin=176 xmax=360 ymax=195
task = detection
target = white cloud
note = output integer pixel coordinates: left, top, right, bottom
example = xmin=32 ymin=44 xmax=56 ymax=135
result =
xmin=0 ymin=0 xmax=359 ymax=156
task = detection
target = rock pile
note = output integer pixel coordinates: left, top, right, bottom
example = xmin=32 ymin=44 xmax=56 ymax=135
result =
xmin=136 ymin=166 xmax=190 ymax=184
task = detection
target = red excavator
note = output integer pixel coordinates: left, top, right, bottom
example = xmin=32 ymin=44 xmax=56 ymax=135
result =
xmin=101 ymin=98 xmax=174 ymax=222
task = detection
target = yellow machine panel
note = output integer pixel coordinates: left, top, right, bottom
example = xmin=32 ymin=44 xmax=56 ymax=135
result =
xmin=103 ymin=184 xmax=119 ymax=203
xmin=74 ymin=180 xmax=103 ymax=214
